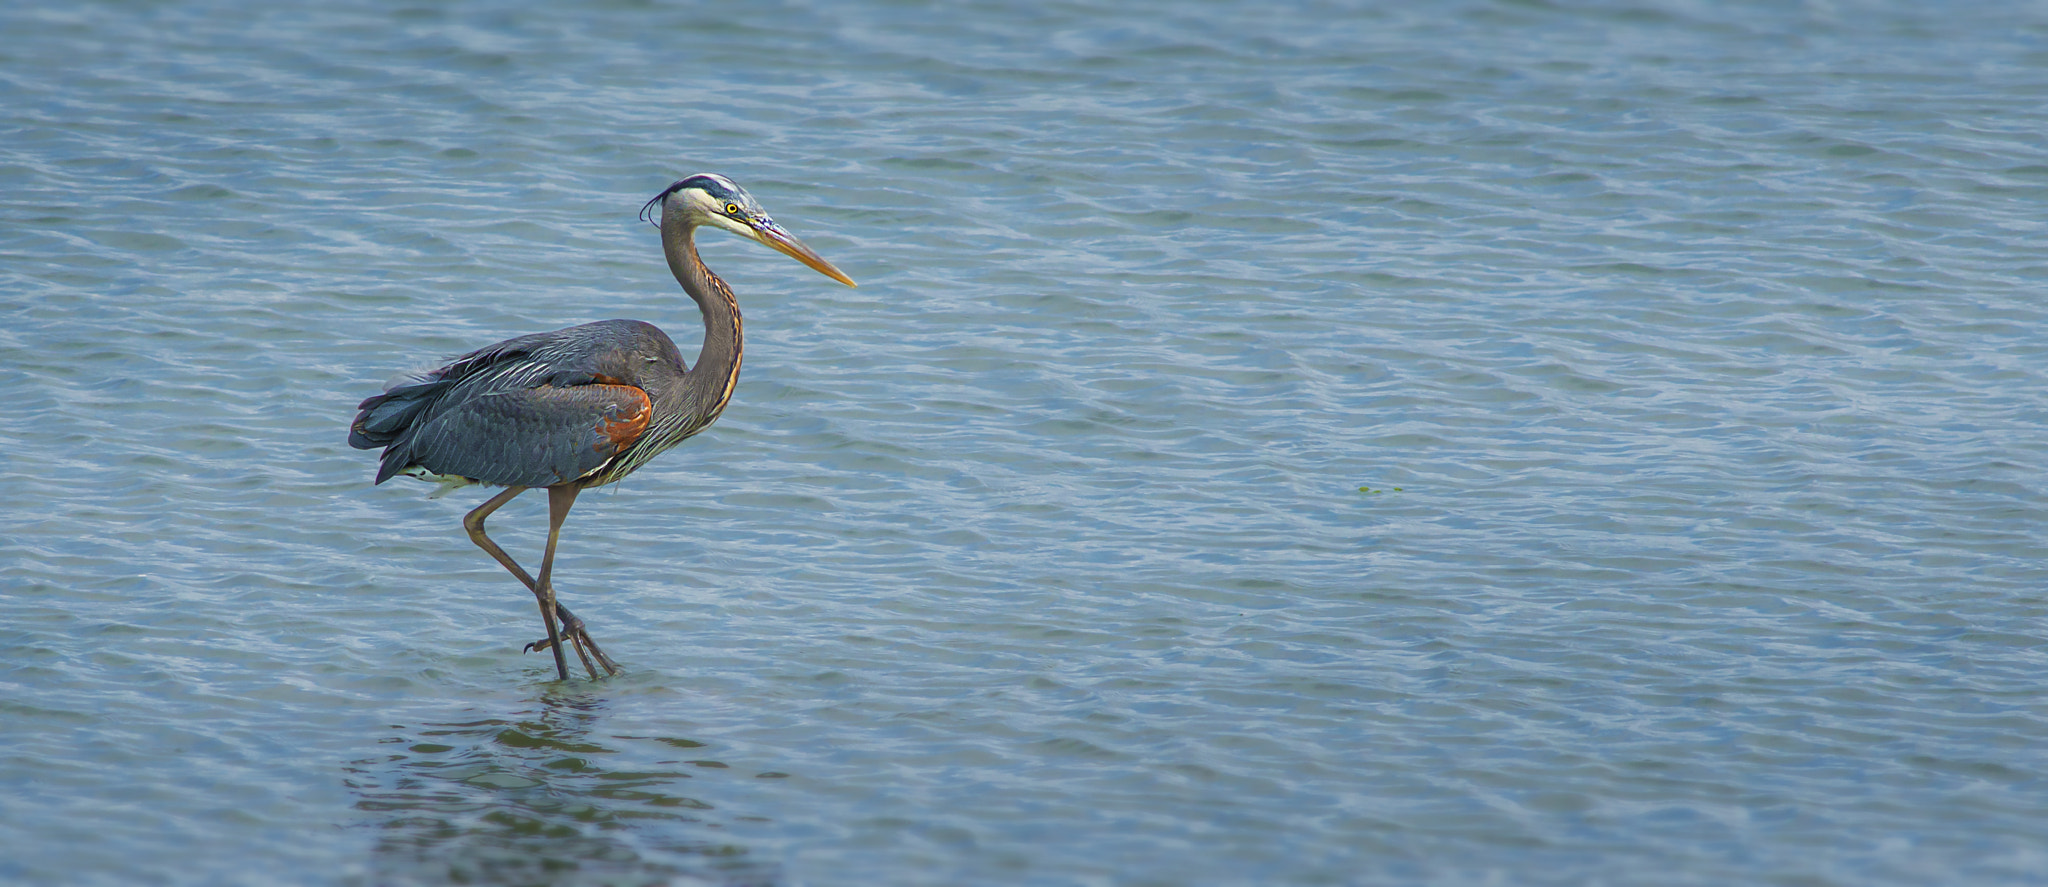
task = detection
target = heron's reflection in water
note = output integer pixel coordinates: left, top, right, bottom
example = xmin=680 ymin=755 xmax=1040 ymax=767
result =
xmin=345 ymin=692 xmax=781 ymax=887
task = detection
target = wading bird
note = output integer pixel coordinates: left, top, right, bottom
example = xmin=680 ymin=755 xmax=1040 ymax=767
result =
xmin=348 ymin=174 xmax=856 ymax=680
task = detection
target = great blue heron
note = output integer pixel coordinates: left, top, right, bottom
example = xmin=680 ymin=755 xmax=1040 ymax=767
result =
xmin=348 ymin=174 xmax=856 ymax=680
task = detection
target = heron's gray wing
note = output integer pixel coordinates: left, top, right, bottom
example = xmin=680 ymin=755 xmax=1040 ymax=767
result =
xmin=385 ymin=383 xmax=652 ymax=488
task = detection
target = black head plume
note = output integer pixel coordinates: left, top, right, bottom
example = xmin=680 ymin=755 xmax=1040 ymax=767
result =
xmin=640 ymin=179 xmax=688 ymax=227
xmin=640 ymin=174 xmax=744 ymax=227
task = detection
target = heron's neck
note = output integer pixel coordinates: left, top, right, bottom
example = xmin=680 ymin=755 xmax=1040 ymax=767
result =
xmin=661 ymin=221 xmax=744 ymax=420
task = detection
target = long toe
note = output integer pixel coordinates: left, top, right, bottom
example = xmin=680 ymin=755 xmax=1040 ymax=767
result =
xmin=573 ymin=628 xmax=621 ymax=676
xmin=590 ymin=646 xmax=621 ymax=676
xmin=528 ymin=630 xmax=618 ymax=677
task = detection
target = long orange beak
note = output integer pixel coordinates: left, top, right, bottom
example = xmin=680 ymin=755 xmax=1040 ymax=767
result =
xmin=752 ymin=219 xmax=857 ymax=287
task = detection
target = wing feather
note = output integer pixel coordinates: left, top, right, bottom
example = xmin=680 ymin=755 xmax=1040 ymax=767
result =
xmin=350 ymin=319 xmax=672 ymax=488
xmin=390 ymin=384 xmax=651 ymax=488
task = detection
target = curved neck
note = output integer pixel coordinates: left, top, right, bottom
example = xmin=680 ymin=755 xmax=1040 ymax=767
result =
xmin=660 ymin=219 xmax=744 ymax=421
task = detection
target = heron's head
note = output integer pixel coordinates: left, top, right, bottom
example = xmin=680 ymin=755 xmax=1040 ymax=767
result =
xmin=641 ymin=173 xmax=856 ymax=287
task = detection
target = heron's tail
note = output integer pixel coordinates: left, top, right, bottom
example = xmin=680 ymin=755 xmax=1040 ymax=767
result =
xmin=348 ymin=373 xmax=456 ymax=484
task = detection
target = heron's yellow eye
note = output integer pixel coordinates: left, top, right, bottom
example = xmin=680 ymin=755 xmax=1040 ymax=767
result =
xmin=725 ymin=203 xmax=742 ymax=215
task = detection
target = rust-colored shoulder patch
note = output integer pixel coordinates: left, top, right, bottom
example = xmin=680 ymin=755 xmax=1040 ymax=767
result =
xmin=593 ymin=386 xmax=652 ymax=453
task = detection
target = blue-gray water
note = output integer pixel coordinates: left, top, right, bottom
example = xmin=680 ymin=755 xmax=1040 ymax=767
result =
xmin=5 ymin=2 xmax=2047 ymax=884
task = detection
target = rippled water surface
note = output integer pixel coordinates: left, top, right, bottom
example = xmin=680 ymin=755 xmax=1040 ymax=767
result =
xmin=6 ymin=2 xmax=2048 ymax=884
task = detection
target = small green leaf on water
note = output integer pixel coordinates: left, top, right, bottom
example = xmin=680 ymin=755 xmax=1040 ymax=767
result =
xmin=1357 ymin=486 xmax=1404 ymax=495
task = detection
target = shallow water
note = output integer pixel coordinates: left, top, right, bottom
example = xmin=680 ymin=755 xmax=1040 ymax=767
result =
xmin=5 ymin=2 xmax=2047 ymax=884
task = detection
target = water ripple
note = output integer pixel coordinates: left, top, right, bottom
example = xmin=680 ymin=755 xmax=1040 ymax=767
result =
xmin=5 ymin=1 xmax=2048 ymax=885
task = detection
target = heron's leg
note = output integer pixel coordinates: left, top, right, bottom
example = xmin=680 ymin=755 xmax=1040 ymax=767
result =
xmin=515 ymin=484 xmax=618 ymax=678
xmin=464 ymin=489 xmax=614 ymax=678
xmin=535 ymin=486 xmax=618 ymax=679
xmin=463 ymin=485 xmax=569 ymax=681
xmin=533 ymin=485 xmax=601 ymax=681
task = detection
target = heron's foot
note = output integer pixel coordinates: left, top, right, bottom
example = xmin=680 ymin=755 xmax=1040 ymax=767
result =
xmin=524 ymin=610 xmax=620 ymax=679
